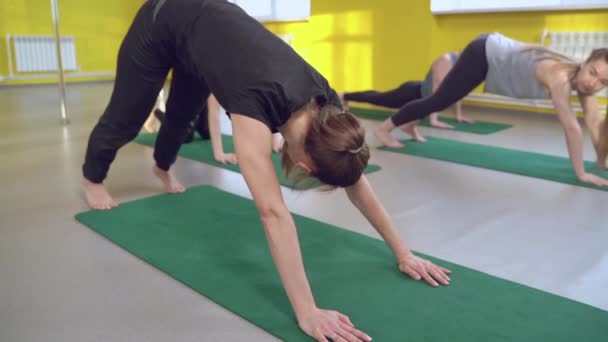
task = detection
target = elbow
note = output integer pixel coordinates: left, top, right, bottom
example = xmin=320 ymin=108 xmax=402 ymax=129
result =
xmin=570 ymin=123 xmax=584 ymax=136
xmin=258 ymin=205 xmax=288 ymax=228
xmin=561 ymin=119 xmax=583 ymax=135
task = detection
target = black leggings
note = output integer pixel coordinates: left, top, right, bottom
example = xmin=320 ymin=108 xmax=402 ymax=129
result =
xmin=82 ymin=0 xmax=210 ymax=183
xmin=343 ymin=81 xmax=423 ymax=109
xmin=390 ymin=35 xmax=488 ymax=126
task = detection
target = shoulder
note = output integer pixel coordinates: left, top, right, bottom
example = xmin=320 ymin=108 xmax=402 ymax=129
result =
xmin=538 ymin=61 xmax=572 ymax=91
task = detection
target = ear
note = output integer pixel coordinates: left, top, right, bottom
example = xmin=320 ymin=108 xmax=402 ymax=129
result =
xmin=295 ymin=161 xmax=313 ymax=174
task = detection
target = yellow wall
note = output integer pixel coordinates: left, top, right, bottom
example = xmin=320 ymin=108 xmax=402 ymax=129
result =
xmin=265 ymin=0 xmax=434 ymax=93
xmin=431 ymin=9 xmax=608 ymax=57
xmin=429 ymin=7 xmax=608 ymax=112
xmin=265 ymin=0 xmax=608 ymax=113
xmin=2 ymin=0 xmax=607 ymax=111
xmin=0 ymin=0 xmax=143 ymax=85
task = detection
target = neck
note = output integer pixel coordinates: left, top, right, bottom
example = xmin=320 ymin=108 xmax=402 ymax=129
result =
xmin=279 ymin=106 xmax=313 ymax=147
xmin=537 ymin=59 xmax=579 ymax=89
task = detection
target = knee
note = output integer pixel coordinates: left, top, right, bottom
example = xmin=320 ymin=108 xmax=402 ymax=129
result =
xmin=438 ymin=53 xmax=453 ymax=64
xmin=433 ymin=54 xmax=453 ymax=71
xmin=90 ymin=119 xmax=138 ymax=145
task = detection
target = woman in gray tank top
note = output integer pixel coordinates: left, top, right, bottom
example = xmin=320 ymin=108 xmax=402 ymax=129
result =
xmin=373 ymin=32 xmax=608 ymax=187
xmin=342 ymin=51 xmax=475 ymax=141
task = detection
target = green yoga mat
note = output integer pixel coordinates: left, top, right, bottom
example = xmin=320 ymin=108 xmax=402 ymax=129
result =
xmin=381 ymin=136 xmax=608 ymax=192
xmin=350 ymin=107 xmax=512 ymax=134
xmin=76 ymin=185 xmax=607 ymax=341
xmin=134 ymin=133 xmax=381 ymax=189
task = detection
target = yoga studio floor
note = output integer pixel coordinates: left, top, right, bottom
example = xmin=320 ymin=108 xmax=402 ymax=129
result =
xmin=1 ymin=82 xmax=606 ymax=341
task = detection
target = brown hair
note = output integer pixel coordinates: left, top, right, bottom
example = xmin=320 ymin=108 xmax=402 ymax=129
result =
xmin=522 ymin=46 xmax=608 ymax=73
xmin=521 ymin=45 xmax=576 ymax=62
xmin=584 ymin=48 xmax=608 ymax=64
xmin=281 ymin=101 xmax=369 ymax=189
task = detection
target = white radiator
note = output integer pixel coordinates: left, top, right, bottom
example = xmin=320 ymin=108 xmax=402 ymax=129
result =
xmin=544 ymin=30 xmax=608 ymax=62
xmin=542 ymin=30 xmax=608 ymax=97
xmin=9 ymin=35 xmax=78 ymax=73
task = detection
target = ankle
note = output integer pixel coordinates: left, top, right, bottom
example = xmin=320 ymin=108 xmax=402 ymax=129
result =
xmin=82 ymin=178 xmax=101 ymax=187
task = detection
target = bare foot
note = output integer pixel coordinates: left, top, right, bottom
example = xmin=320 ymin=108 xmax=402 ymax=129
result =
xmin=143 ymin=122 xmax=155 ymax=133
xmin=143 ymin=111 xmax=160 ymax=133
xmin=399 ymin=122 xmax=427 ymax=143
xmin=82 ymin=179 xmax=118 ymax=210
xmin=429 ymin=119 xmax=454 ymax=130
xmin=374 ymin=125 xmax=404 ymax=148
xmin=153 ymin=165 xmax=186 ymax=193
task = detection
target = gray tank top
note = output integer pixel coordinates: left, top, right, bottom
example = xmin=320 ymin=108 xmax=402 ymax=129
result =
xmin=420 ymin=52 xmax=458 ymax=98
xmin=484 ymin=33 xmax=549 ymax=99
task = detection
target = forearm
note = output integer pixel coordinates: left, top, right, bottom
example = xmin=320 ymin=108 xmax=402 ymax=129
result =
xmin=562 ymin=123 xmax=587 ymax=176
xmin=366 ymin=207 xmax=413 ymax=262
xmin=262 ymin=210 xmax=317 ymax=319
xmin=553 ymin=89 xmax=588 ymax=176
xmin=578 ymin=94 xmax=601 ymax=149
xmin=346 ymin=178 xmax=412 ymax=261
xmin=584 ymin=113 xmax=602 ymax=150
xmin=231 ymin=113 xmax=316 ymax=320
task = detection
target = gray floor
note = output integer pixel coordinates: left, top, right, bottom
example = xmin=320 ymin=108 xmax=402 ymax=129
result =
xmin=1 ymin=82 xmax=606 ymax=342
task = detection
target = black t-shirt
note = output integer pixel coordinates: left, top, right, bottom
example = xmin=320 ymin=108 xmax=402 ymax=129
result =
xmin=159 ymin=0 xmax=341 ymax=132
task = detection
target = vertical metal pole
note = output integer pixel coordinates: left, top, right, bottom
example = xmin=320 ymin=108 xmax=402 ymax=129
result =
xmin=51 ymin=0 xmax=69 ymax=125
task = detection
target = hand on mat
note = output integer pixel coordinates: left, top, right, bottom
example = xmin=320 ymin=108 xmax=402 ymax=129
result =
xmin=214 ymin=152 xmax=238 ymax=165
xmin=577 ymin=172 xmax=608 ymax=187
xmin=399 ymin=253 xmax=451 ymax=287
xmin=298 ymin=308 xmax=372 ymax=342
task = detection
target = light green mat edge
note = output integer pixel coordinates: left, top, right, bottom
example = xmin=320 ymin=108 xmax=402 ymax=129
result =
xmin=380 ymin=136 xmax=608 ymax=192
xmin=350 ymin=106 xmax=513 ymax=134
xmin=75 ymin=185 xmax=608 ymax=342
xmin=134 ymin=133 xmax=381 ymax=189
